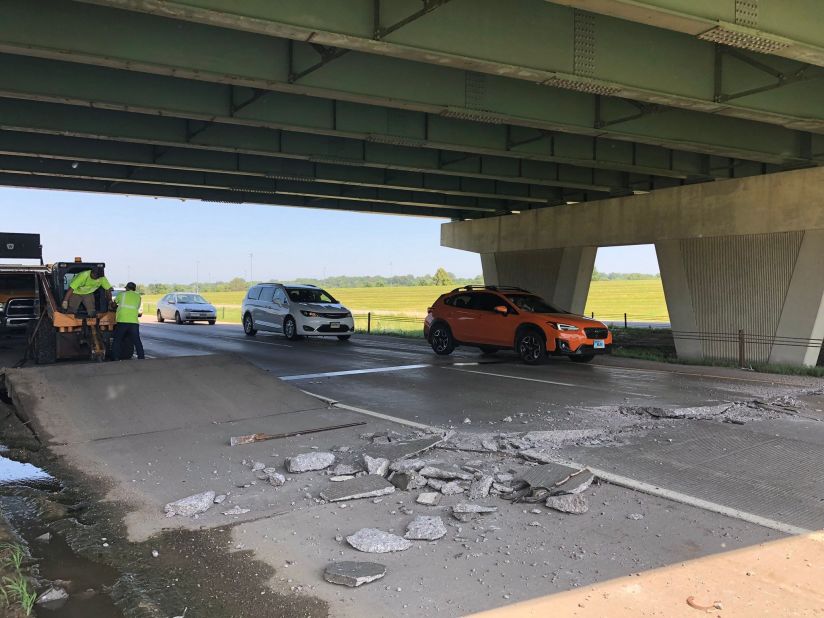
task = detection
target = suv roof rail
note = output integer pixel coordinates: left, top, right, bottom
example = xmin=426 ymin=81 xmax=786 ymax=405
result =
xmin=449 ymin=285 xmax=530 ymax=293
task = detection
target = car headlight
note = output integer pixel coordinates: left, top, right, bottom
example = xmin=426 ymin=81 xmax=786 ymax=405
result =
xmin=548 ymin=322 xmax=579 ymax=332
xmin=301 ymin=310 xmax=319 ymax=317
xmin=0 ymin=302 xmax=5 ymax=312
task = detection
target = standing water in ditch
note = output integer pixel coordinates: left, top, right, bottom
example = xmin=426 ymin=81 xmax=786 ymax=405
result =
xmin=0 ymin=434 xmax=124 ymax=617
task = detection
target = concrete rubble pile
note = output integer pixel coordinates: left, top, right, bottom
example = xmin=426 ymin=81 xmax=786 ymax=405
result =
xmin=308 ymin=429 xmax=602 ymax=587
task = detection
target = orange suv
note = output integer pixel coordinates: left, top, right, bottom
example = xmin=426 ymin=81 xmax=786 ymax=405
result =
xmin=424 ymin=286 xmax=612 ymax=364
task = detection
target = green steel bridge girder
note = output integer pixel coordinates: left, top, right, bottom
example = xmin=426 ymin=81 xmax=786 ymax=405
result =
xmin=68 ymin=0 xmax=824 ymax=132
xmin=0 ymin=53 xmax=777 ymax=182
xmin=0 ymin=168 xmax=478 ymax=220
xmin=0 ymin=97 xmax=638 ymax=199
xmin=0 ymin=1 xmax=821 ymax=165
xmin=0 ymin=131 xmax=574 ymax=210
xmin=550 ymin=0 xmax=824 ymax=68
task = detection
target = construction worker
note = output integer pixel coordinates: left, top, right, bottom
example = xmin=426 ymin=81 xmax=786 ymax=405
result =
xmin=111 ymin=282 xmax=145 ymax=360
xmin=61 ymin=266 xmax=113 ymax=316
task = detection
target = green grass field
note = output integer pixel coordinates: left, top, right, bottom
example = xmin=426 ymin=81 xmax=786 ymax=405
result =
xmin=142 ymin=279 xmax=669 ymax=333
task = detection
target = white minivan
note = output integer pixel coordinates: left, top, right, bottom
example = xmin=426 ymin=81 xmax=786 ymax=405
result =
xmin=241 ymin=283 xmax=354 ymax=341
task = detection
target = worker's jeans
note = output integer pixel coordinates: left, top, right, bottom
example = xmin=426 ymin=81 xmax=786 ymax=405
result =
xmin=111 ymin=323 xmax=145 ymax=360
xmin=67 ymin=293 xmax=97 ymax=317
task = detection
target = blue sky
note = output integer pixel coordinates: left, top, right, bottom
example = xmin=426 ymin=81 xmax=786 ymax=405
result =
xmin=0 ymin=187 xmax=659 ymax=283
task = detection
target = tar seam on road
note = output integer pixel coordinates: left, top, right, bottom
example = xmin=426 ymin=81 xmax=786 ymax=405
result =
xmin=281 ymin=364 xmax=431 ymax=381
xmin=446 ymin=366 xmax=576 ymax=387
xmin=303 ymin=392 xmax=810 ymax=535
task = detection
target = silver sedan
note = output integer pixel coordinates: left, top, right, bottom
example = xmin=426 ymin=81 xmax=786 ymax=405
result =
xmin=156 ymin=293 xmax=217 ymax=325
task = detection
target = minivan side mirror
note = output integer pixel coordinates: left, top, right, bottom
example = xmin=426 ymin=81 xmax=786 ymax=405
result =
xmin=493 ymin=305 xmax=508 ymax=315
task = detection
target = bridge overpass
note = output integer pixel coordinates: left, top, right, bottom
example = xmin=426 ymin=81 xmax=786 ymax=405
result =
xmin=2 ymin=0 xmax=824 ymax=364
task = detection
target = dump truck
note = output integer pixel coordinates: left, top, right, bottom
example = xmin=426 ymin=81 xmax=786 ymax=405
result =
xmin=0 ymin=233 xmax=123 ymax=364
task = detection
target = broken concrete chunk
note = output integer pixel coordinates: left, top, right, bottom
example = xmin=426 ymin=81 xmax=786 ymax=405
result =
xmin=249 ymin=461 xmax=266 ymax=472
xmin=517 ymin=463 xmax=594 ymax=496
xmin=439 ymin=481 xmax=465 ymax=495
xmin=330 ymin=463 xmax=363 ymax=476
xmin=453 ymin=503 xmax=498 ymax=515
xmin=495 ymin=473 xmax=513 ymax=483
xmin=364 ymin=436 xmax=445 ymax=462
xmin=286 ymin=452 xmax=335 ymax=473
xmin=346 ymin=528 xmax=411 ymax=553
xmin=389 ymin=471 xmax=428 ymax=491
xmin=405 ymin=515 xmax=447 ymax=540
xmin=37 ymin=587 xmax=69 ymax=607
xmin=491 ymin=482 xmax=514 ymax=494
xmin=481 ymin=439 xmax=499 ymax=452
xmin=419 ymin=465 xmax=473 ymax=481
xmin=329 ymin=475 xmax=355 ymax=482
xmin=522 ymin=429 xmax=606 ymax=448
xmin=223 ymin=506 xmax=251 ymax=516
xmin=627 ymin=513 xmax=644 ymax=520
xmin=319 ymin=475 xmax=396 ymax=502
xmin=416 ymin=492 xmax=441 ymax=506
xmin=545 ymin=493 xmax=589 ymax=514
xmin=426 ymin=478 xmax=446 ymax=490
xmin=261 ymin=468 xmax=286 ymax=487
xmin=363 ymin=455 xmax=390 ymax=476
xmin=213 ymin=494 xmax=227 ymax=504
xmin=163 ymin=491 xmax=215 ymax=518
xmin=389 ymin=458 xmax=426 ymax=473
xmin=324 ymin=561 xmax=386 ymax=587
xmin=554 ymin=470 xmax=594 ymax=495
xmin=468 ymin=475 xmax=494 ymax=500
xmin=519 ymin=448 xmax=560 ymax=464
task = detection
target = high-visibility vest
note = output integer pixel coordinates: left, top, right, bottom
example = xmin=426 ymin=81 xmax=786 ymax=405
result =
xmin=115 ymin=290 xmax=141 ymax=324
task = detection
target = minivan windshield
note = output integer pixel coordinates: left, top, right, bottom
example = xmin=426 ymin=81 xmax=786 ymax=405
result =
xmin=505 ymin=294 xmax=566 ymax=314
xmin=177 ymin=294 xmax=208 ymax=304
xmin=286 ymin=288 xmax=337 ymax=304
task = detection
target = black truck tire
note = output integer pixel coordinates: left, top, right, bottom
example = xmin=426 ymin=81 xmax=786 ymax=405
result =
xmin=31 ymin=320 xmax=57 ymax=364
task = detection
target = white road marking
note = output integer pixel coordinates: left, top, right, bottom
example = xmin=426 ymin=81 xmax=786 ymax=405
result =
xmin=446 ymin=366 xmax=576 ymax=387
xmin=301 ymin=390 xmax=434 ymax=430
xmin=282 ymin=364 xmax=430 ymax=381
xmin=549 ymin=456 xmax=810 ymax=536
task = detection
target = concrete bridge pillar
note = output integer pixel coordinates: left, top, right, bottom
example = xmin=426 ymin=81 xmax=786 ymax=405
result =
xmin=481 ymin=247 xmax=596 ymax=315
xmin=656 ymin=230 xmax=824 ymax=366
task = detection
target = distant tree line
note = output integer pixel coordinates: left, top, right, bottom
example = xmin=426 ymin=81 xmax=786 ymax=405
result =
xmin=591 ymin=268 xmax=660 ymax=281
xmin=133 ymin=269 xmax=483 ymax=294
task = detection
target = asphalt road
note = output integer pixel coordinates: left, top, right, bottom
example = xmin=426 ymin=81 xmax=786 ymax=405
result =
xmin=139 ymin=321 xmax=799 ymax=428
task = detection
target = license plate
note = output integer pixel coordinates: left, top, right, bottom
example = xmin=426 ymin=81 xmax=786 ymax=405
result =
xmin=593 ymin=340 xmax=605 ymax=349
xmin=330 ymin=322 xmax=340 ymax=328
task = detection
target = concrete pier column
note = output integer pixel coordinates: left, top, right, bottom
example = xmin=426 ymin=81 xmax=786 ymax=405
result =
xmin=656 ymin=231 xmax=824 ymax=366
xmin=481 ymin=247 xmax=596 ymax=315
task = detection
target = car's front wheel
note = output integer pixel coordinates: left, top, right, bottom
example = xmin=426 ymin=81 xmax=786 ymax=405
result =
xmin=174 ymin=311 xmax=183 ymax=325
xmin=283 ymin=316 xmax=300 ymax=341
xmin=156 ymin=309 xmax=164 ymax=323
xmin=208 ymin=320 xmax=216 ymax=325
xmin=243 ymin=313 xmax=257 ymax=336
xmin=429 ymin=323 xmax=455 ymax=355
xmin=517 ymin=329 xmax=546 ymax=365
xmin=570 ymin=354 xmax=595 ymax=363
